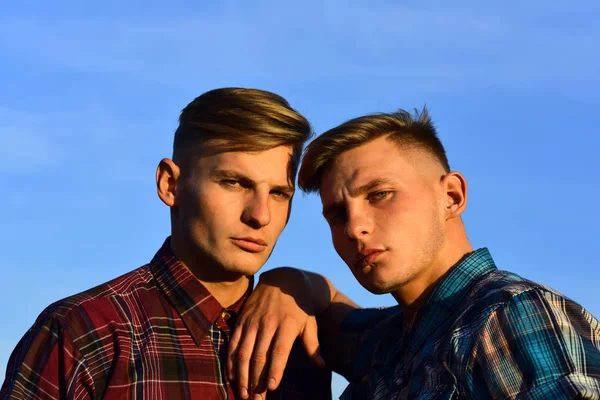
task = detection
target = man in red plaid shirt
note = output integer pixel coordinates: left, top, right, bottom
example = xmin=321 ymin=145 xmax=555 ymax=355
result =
xmin=0 ymin=88 xmax=333 ymax=400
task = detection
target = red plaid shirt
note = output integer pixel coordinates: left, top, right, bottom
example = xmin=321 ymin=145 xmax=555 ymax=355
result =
xmin=1 ymin=239 xmax=331 ymax=399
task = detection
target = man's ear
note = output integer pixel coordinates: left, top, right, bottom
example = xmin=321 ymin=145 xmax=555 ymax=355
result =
xmin=441 ymin=171 xmax=468 ymax=219
xmin=156 ymin=158 xmax=180 ymax=207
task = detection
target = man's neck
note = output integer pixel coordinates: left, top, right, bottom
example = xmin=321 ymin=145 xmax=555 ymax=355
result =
xmin=393 ymin=233 xmax=473 ymax=321
xmin=199 ymin=277 xmax=251 ymax=309
xmin=169 ymin=237 xmax=251 ymax=308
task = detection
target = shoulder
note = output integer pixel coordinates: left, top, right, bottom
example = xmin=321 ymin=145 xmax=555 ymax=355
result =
xmin=341 ymin=306 xmax=401 ymax=333
xmin=478 ymin=272 xmax=600 ymax=341
xmin=449 ymin=270 xmax=600 ymax=365
xmin=341 ymin=306 xmax=403 ymax=355
xmin=1 ymin=266 xmax=156 ymax=398
xmin=37 ymin=265 xmax=155 ymax=331
xmin=463 ymin=269 xmax=596 ymax=323
xmin=457 ymin=272 xmax=600 ymax=396
xmin=339 ymin=306 xmax=402 ymax=364
xmin=453 ymin=269 xmax=600 ymax=366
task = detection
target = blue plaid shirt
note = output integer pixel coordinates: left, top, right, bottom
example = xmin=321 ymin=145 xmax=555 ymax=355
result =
xmin=335 ymin=248 xmax=600 ymax=399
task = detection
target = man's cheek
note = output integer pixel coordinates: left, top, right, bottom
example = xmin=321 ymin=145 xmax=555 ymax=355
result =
xmin=332 ymin=241 xmax=349 ymax=264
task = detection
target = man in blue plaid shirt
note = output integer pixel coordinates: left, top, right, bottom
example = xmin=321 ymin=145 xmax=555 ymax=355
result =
xmin=230 ymin=107 xmax=600 ymax=399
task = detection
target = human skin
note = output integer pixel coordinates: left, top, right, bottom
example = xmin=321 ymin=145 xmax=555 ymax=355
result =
xmin=228 ymin=135 xmax=473 ymax=397
xmin=156 ymin=144 xmax=296 ymax=308
xmin=320 ymin=135 xmax=472 ymax=311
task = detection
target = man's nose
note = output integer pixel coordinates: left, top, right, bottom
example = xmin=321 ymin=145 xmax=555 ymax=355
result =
xmin=344 ymin=209 xmax=373 ymax=240
xmin=242 ymin=192 xmax=271 ymax=229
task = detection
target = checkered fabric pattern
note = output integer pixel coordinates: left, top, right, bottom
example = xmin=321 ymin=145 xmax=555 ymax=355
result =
xmin=1 ymin=238 xmax=331 ymax=399
xmin=337 ymin=248 xmax=600 ymax=399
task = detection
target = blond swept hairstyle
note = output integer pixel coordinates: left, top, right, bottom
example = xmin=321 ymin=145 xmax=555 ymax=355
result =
xmin=173 ymin=87 xmax=312 ymax=179
xmin=298 ymin=107 xmax=450 ymax=193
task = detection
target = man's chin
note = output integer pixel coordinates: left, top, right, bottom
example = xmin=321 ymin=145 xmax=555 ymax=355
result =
xmin=364 ymin=285 xmax=393 ymax=295
xmin=352 ymin=267 xmax=393 ymax=294
xmin=221 ymin=258 xmax=266 ymax=278
xmin=358 ymin=277 xmax=395 ymax=295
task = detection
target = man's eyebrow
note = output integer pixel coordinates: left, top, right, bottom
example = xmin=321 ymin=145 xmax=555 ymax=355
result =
xmin=322 ymin=178 xmax=394 ymax=217
xmin=211 ymin=169 xmax=250 ymax=181
xmin=211 ymin=169 xmax=295 ymax=193
xmin=349 ymin=178 xmax=394 ymax=197
xmin=271 ymin=183 xmax=295 ymax=194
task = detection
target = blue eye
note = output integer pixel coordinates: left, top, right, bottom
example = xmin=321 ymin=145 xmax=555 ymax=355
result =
xmin=369 ymin=191 xmax=389 ymax=201
xmin=271 ymin=190 xmax=291 ymax=200
xmin=221 ymin=179 xmax=240 ymax=187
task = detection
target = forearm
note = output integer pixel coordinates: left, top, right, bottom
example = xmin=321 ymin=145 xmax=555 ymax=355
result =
xmin=258 ymin=267 xmax=359 ymax=367
xmin=229 ymin=266 xmax=360 ymax=398
xmin=259 ymin=266 xmax=358 ymax=320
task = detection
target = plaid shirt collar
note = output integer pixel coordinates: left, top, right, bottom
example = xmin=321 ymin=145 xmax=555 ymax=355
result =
xmin=149 ymin=237 xmax=253 ymax=346
xmin=408 ymin=247 xmax=496 ymax=353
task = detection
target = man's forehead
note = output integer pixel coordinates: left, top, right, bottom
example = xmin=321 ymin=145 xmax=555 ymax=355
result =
xmin=320 ymin=147 xmax=398 ymax=188
xmin=318 ymin=145 xmax=442 ymax=201
xmin=195 ymin=139 xmax=293 ymax=158
xmin=205 ymin=146 xmax=294 ymax=184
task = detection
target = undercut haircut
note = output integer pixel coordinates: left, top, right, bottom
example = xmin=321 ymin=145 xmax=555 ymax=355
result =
xmin=173 ymin=87 xmax=313 ymax=181
xmin=298 ymin=107 xmax=450 ymax=193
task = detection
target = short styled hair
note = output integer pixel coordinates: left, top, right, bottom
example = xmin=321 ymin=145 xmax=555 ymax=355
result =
xmin=173 ymin=87 xmax=312 ymax=180
xmin=298 ymin=107 xmax=450 ymax=193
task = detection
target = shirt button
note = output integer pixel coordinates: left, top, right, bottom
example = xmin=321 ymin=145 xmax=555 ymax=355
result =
xmin=221 ymin=311 xmax=230 ymax=319
xmin=395 ymin=377 xmax=402 ymax=386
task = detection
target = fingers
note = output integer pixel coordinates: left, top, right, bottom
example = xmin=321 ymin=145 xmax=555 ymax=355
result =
xmin=301 ymin=317 xmax=326 ymax=368
xmin=264 ymin=320 xmax=298 ymax=391
xmin=232 ymin=323 xmax=259 ymax=399
xmin=249 ymin=319 xmax=277 ymax=397
xmin=234 ymin=316 xmax=302 ymax=399
xmin=234 ymin=314 xmax=284 ymax=399
xmin=249 ymin=317 xmax=324 ymax=397
xmin=227 ymin=322 xmax=243 ymax=382
xmin=249 ymin=368 xmax=268 ymax=400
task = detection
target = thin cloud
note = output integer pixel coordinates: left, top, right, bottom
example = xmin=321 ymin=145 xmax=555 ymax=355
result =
xmin=0 ymin=2 xmax=597 ymax=90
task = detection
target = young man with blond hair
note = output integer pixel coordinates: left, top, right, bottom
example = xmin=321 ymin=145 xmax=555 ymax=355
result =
xmin=231 ymin=108 xmax=600 ymax=399
xmin=1 ymin=88 xmax=332 ymax=400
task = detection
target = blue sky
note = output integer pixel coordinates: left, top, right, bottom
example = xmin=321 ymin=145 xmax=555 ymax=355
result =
xmin=1 ymin=1 xmax=599 ymax=397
